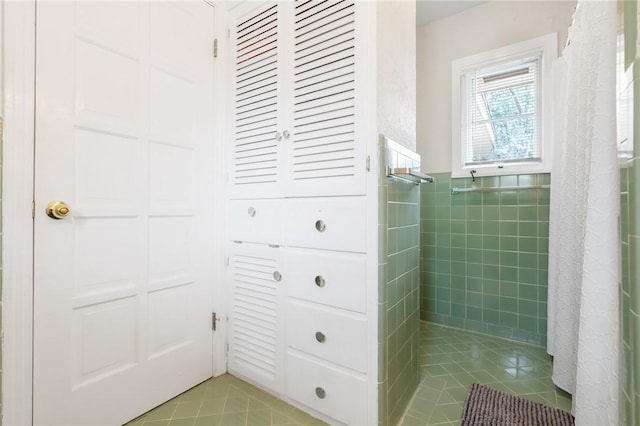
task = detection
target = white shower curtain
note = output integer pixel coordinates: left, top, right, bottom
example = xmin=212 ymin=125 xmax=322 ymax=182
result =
xmin=547 ymin=1 xmax=619 ymax=424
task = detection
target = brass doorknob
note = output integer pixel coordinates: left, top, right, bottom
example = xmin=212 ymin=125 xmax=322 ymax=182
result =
xmin=46 ymin=201 xmax=71 ymax=219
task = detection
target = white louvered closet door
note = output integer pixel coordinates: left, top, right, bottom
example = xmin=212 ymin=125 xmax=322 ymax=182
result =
xmin=287 ymin=0 xmax=366 ymax=197
xmin=228 ymin=2 xmax=289 ymax=199
xmin=228 ymin=244 xmax=285 ymax=393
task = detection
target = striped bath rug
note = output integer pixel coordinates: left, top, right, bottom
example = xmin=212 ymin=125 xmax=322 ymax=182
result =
xmin=460 ymin=383 xmax=575 ymax=426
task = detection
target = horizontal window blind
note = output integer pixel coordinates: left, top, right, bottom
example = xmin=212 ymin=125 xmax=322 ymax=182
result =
xmin=464 ymin=55 xmax=541 ymax=167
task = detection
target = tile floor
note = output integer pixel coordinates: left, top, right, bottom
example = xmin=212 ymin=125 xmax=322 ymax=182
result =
xmin=125 ymin=322 xmax=571 ymax=426
xmin=400 ymin=323 xmax=572 ymax=426
xmin=124 ymin=374 xmax=325 ymax=426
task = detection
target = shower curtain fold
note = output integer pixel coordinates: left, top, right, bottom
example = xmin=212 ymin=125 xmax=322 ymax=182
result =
xmin=547 ymin=1 xmax=619 ymax=425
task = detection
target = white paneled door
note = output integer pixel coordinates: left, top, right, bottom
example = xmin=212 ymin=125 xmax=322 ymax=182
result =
xmin=33 ymin=2 xmax=217 ymax=425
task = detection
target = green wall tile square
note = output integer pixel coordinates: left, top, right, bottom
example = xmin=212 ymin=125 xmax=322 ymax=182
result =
xmin=467 ymin=292 xmax=483 ymax=308
xmin=501 ymin=206 xmax=518 ymax=220
xmin=500 ymin=221 xmax=518 ymax=236
xmin=500 ymin=296 xmax=518 ymax=313
xmin=519 ymin=268 xmax=538 ymax=285
xmin=518 ymin=189 xmax=538 ymax=205
xmin=451 ymin=248 xmax=466 ymax=261
xmin=518 ymin=175 xmax=535 ymax=186
xmin=451 ymin=220 xmax=465 ymax=233
xmin=483 ymin=235 xmax=500 ymax=250
xmin=519 ymin=222 xmax=538 ymax=237
xmin=436 ymin=233 xmax=451 ymax=247
xmin=483 ymin=265 xmax=500 ymax=280
xmin=451 ymin=275 xmax=466 ymax=291
xmin=467 ymin=206 xmax=482 ymax=218
xmin=436 ymin=300 xmax=451 ymax=315
xmin=501 ymin=175 xmax=518 ymax=186
xmin=519 ymin=253 xmax=538 ymax=269
xmin=482 ymin=192 xmax=500 ymax=206
xmin=501 ymin=236 xmax=518 ymax=251
xmin=451 ymin=234 xmax=466 ymax=248
xmin=519 ymin=237 xmax=538 ymax=253
xmin=436 ymin=206 xmax=451 ymax=220
xmin=537 ymin=174 xmax=551 ymax=185
xmin=451 ymin=289 xmax=465 ymax=303
xmin=483 ymin=221 xmax=500 ymax=235
xmin=501 ymin=266 xmax=518 ymax=282
xmin=467 ymin=249 xmax=483 ymax=264
xmin=451 ymin=303 xmax=466 ymax=316
xmin=483 ymin=250 xmax=500 ymax=265
xmin=467 ymin=235 xmax=483 ymax=249
xmin=518 ymin=314 xmax=539 ymax=332
xmin=501 ymin=251 xmax=518 ymax=267
xmin=518 ymin=299 xmax=538 ymax=317
xmin=500 ymin=191 xmax=518 ymax=205
xmin=519 ymin=284 xmax=538 ymax=301
xmin=483 ymin=309 xmax=501 ymax=325
xmin=483 ymin=294 xmax=500 ymax=310
xmin=451 ymin=206 xmax=466 ymax=219
xmin=500 ymin=312 xmax=518 ymax=328
xmin=483 ymin=280 xmax=500 ymax=295
xmin=518 ymin=206 xmax=538 ymax=221
xmin=466 ymin=306 xmax=483 ymax=321
xmin=467 ymin=193 xmax=483 ymax=206
xmin=467 ymin=220 xmax=483 ymax=234
xmin=481 ymin=176 xmax=500 ymax=187
xmin=467 ymin=262 xmax=483 ymax=278
xmin=467 ymin=277 xmax=482 ymax=292
xmin=483 ymin=206 xmax=499 ymax=219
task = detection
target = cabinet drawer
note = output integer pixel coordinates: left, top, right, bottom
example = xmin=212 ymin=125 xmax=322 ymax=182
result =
xmin=287 ymin=249 xmax=366 ymax=313
xmin=284 ymin=197 xmax=366 ymax=252
xmin=228 ymin=200 xmax=284 ymax=244
xmin=287 ymin=301 xmax=367 ymax=372
xmin=286 ymin=353 xmax=367 ymax=426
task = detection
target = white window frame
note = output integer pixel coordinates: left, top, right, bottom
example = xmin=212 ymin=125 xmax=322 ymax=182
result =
xmin=451 ymin=33 xmax=557 ymax=178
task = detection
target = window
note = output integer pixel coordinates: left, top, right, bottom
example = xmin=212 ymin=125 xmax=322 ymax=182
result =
xmin=451 ymin=34 xmax=557 ymax=177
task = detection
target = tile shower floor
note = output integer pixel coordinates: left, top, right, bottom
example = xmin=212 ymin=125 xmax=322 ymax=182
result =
xmin=126 ymin=322 xmax=571 ymax=426
xmin=400 ymin=323 xmax=572 ymax=426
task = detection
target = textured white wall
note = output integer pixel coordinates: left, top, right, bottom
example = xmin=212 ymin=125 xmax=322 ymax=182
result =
xmin=377 ymin=0 xmax=417 ymax=151
xmin=416 ymin=1 xmax=576 ymax=173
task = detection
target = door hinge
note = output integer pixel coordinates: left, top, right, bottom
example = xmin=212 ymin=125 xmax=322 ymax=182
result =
xmin=366 ymin=155 xmax=371 ymax=172
xmin=213 ymin=38 xmax=218 ymax=58
xmin=227 ymin=28 xmax=231 ymax=39
xmin=212 ymin=312 xmax=221 ymax=331
xmin=32 ymin=200 xmax=36 ymax=219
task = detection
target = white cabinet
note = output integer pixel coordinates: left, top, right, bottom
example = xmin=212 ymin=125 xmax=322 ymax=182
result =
xmin=227 ymin=243 xmax=286 ymax=394
xmin=225 ymin=1 xmax=376 ymax=424
xmin=227 ymin=0 xmax=367 ymax=199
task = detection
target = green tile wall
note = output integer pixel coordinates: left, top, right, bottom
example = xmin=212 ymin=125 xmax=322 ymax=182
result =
xmin=378 ymin=142 xmax=420 ymax=425
xmin=619 ymin=3 xmax=638 ymax=423
xmin=420 ymin=173 xmax=550 ymax=346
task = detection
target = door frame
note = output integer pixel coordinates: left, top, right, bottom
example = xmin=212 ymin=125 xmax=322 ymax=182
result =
xmin=2 ymin=2 xmax=228 ymax=424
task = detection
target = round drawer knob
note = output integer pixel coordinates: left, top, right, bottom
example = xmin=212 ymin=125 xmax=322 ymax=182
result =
xmin=247 ymin=207 xmax=256 ymax=217
xmin=315 ymin=220 xmax=326 ymax=232
xmin=273 ymin=271 xmax=282 ymax=282
xmin=315 ymin=331 xmax=326 ymax=343
xmin=314 ymin=275 xmax=325 ymax=288
xmin=315 ymin=387 xmax=326 ymax=399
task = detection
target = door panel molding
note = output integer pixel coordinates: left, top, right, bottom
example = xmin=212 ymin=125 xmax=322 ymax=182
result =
xmin=2 ymin=1 xmax=36 ymax=425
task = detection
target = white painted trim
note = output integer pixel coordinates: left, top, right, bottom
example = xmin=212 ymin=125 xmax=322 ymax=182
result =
xmin=2 ymin=1 xmax=36 ymax=425
xmin=211 ymin=0 xmax=228 ymax=377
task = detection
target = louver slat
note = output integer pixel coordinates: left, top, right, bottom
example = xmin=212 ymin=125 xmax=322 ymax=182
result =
xmin=232 ymin=4 xmax=279 ymax=189
xmin=292 ymin=1 xmax=357 ymax=183
xmin=231 ymin=253 xmax=279 ymax=380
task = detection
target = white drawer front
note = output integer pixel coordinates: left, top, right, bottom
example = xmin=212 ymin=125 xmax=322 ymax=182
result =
xmin=286 ymin=353 xmax=367 ymax=426
xmin=287 ymin=249 xmax=366 ymax=313
xmin=228 ymin=200 xmax=284 ymax=244
xmin=285 ymin=197 xmax=366 ymax=252
xmin=287 ymin=301 xmax=367 ymax=372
